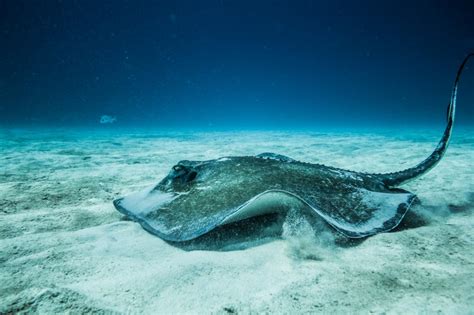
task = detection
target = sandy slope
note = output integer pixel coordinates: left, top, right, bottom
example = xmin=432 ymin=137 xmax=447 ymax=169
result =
xmin=1 ymin=128 xmax=473 ymax=314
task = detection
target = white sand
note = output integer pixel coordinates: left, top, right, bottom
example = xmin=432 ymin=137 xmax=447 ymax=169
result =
xmin=1 ymin=127 xmax=473 ymax=314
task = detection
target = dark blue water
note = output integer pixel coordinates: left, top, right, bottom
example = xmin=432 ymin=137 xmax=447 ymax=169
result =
xmin=1 ymin=0 xmax=473 ymax=129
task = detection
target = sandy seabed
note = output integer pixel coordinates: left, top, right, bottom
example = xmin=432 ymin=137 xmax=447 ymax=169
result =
xmin=1 ymin=127 xmax=473 ymax=314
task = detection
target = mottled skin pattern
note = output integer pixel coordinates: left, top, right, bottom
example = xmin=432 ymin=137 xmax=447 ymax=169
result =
xmin=114 ymin=154 xmax=415 ymax=241
xmin=114 ymin=53 xmax=472 ymax=242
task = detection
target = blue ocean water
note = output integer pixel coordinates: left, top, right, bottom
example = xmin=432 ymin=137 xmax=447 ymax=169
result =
xmin=1 ymin=1 xmax=473 ymax=130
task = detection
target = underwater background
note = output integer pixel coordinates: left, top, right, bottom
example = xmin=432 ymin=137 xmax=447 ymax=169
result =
xmin=1 ymin=1 xmax=474 ymax=314
xmin=1 ymin=0 xmax=473 ymax=129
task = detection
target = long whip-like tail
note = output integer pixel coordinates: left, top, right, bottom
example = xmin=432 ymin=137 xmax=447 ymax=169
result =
xmin=381 ymin=53 xmax=473 ymax=187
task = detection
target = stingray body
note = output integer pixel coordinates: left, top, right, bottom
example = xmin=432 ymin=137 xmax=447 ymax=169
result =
xmin=114 ymin=54 xmax=473 ymax=242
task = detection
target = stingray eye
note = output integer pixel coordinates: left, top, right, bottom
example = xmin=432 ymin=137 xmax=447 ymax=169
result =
xmin=173 ymin=165 xmax=183 ymax=172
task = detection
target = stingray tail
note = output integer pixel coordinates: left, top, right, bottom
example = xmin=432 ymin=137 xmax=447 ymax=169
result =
xmin=381 ymin=53 xmax=473 ymax=187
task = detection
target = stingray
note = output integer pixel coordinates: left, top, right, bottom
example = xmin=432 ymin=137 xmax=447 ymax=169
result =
xmin=114 ymin=54 xmax=473 ymax=242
